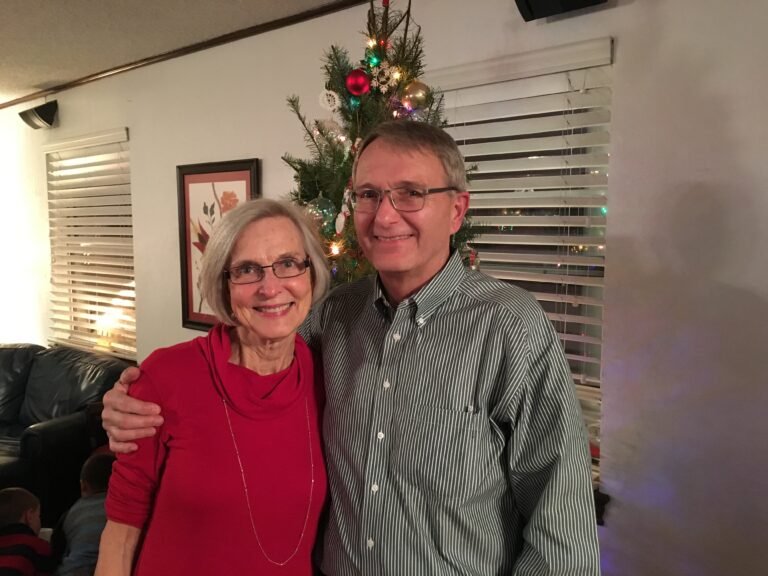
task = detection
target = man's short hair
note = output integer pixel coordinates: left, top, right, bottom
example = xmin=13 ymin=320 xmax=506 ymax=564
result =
xmin=0 ymin=488 xmax=39 ymax=528
xmin=81 ymin=453 xmax=116 ymax=493
xmin=352 ymin=121 xmax=468 ymax=191
xmin=200 ymin=198 xmax=331 ymax=324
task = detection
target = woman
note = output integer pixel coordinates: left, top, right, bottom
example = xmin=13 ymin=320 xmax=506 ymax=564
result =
xmin=95 ymin=199 xmax=331 ymax=575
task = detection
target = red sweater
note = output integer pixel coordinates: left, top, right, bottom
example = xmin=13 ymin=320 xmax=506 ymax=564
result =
xmin=106 ymin=325 xmax=327 ymax=575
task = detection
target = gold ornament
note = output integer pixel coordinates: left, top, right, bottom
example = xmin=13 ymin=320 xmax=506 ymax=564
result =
xmin=401 ymin=80 xmax=429 ymax=110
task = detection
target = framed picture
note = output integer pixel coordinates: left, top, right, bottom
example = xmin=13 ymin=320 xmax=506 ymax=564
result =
xmin=177 ymin=158 xmax=260 ymax=330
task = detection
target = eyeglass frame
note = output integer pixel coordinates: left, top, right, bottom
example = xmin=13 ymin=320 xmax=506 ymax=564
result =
xmin=224 ymin=257 xmax=312 ymax=285
xmin=349 ymin=186 xmax=459 ymax=213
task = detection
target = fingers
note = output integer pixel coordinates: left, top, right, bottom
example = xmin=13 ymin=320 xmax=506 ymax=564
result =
xmin=108 ymin=438 xmax=138 ymax=454
xmin=103 ymin=406 xmax=163 ymax=430
xmin=118 ymin=365 xmax=142 ymax=386
xmin=105 ymin=423 xmax=158 ymax=454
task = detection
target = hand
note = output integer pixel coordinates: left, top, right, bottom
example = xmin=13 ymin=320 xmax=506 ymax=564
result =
xmin=102 ymin=366 xmax=163 ymax=453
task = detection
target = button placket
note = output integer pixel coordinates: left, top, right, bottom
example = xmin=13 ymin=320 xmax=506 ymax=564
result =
xmin=360 ymin=303 xmax=413 ymax=569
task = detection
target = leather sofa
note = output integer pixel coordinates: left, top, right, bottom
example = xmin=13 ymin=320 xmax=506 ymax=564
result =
xmin=0 ymin=344 xmax=129 ymax=525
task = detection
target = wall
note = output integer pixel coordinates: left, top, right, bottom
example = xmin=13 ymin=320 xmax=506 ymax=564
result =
xmin=0 ymin=106 xmax=49 ymax=343
xmin=1 ymin=0 xmax=767 ymax=573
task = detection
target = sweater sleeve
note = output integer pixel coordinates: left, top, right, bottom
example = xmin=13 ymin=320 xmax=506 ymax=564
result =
xmin=105 ymin=369 xmax=168 ymax=529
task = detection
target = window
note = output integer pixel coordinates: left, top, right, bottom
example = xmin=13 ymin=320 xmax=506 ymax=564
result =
xmin=44 ymin=128 xmax=136 ymax=360
xmin=431 ymin=38 xmax=612 ymax=481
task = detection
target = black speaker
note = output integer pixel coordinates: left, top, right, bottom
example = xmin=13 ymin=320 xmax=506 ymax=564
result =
xmin=19 ymin=100 xmax=58 ymax=129
xmin=515 ymin=0 xmax=607 ymax=21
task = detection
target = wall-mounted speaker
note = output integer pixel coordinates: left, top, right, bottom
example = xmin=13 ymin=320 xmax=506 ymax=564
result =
xmin=19 ymin=100 xmax=58 ymax=129
xmin=515 ymin=0 xmax=608 ymax=21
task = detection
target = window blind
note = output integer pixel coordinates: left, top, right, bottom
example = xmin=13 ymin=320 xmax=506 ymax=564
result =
xmin=44 ymin=129 xmax=136 ymax=360
xmin=435 ymin=41 xmax=612 ymax=481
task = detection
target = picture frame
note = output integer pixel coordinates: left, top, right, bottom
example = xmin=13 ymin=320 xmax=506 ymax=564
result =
xmin=177 ymin=158 xmax=260 ymax=330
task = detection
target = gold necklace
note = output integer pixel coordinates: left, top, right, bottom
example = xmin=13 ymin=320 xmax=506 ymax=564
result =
xmin=222 ymin=397 xmax=315 ymax=567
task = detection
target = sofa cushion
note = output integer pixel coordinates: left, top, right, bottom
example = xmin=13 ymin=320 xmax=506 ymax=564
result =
xmin=19 ymin=346 xmax=129 ymax=427
xmin=0 ymin=345 xmax=46 ymax=425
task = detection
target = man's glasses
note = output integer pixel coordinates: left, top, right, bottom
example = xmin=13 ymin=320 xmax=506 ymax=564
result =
xmin=350 ymin=186 xmax=458 ymax=213
xmin=225 ymin=257 xmax=311 ymax=285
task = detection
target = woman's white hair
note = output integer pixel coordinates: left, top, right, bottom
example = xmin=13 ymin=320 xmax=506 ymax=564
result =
xmin=199 ymin=198 xmax=330 ymax=324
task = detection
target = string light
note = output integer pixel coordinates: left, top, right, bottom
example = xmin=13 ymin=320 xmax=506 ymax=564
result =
xmin=330 ymin=242 xmax=342 ymax=256
xmin=367 ymin=38 xmax=376 ymax=48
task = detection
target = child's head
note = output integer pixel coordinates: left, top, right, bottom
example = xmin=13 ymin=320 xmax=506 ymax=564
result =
xmin=0 ymin=487 xmax=41 ymax=534
xmin=80 ymin=452 xmax=116 ymax=497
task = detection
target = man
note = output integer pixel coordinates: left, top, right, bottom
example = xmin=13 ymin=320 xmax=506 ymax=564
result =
xmin=103 ymin=121 xmax=600 ymax=575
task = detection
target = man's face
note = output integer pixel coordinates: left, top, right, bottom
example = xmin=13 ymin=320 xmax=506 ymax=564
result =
xmin=353 ymin=139 xmax=469 ymax=299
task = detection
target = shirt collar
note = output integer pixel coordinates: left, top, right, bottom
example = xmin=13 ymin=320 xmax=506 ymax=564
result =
xmin=371 ymin=250 xmax=466 ymax=324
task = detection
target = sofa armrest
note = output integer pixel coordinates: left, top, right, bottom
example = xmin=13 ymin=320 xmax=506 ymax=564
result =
xmin=20 ymin=411 xmax=93 ymax=526
xmin=19 ymin=411 xmax=90 ymax=461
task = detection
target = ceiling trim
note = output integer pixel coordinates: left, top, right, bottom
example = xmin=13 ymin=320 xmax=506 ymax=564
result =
xmin=0 ymin=0 xmax=367 ymax=111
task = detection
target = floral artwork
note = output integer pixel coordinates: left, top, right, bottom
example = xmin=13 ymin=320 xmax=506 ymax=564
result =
xmin=177 ymin=159 xmax=260 ymax=330
xmin=189 ymin=185 xmax=243 ymax=313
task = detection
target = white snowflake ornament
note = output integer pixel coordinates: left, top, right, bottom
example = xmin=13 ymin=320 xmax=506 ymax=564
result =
xmin=370 ymin=62 xmax=399 ymax=94
xmin=319 ymin=89 xmax=341 ymax=112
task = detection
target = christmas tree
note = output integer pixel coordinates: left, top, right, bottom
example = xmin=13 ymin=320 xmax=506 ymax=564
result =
xmin=283 ymin=0 xmax=475 ymax=284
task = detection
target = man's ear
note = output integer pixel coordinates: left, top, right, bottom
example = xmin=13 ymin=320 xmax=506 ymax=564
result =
xmin=21 ymin=507 xmax=33 ymax=526
xmin=450 ymin=191 xmax=470 ymax=234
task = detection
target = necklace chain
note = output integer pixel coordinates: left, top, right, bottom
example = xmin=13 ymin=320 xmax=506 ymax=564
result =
xmin=222 ymin=397 xmax=315 ymax=567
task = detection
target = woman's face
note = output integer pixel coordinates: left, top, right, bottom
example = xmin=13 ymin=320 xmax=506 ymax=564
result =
xmin=228 ymin=216 xmax=313 ymax=345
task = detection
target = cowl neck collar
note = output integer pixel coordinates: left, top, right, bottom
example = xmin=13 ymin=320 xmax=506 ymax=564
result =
xmin=199 ymin=324 xmax=307 ymax=419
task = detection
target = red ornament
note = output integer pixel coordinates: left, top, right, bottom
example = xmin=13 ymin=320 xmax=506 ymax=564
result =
xmin=382 ymin=0 xmax=390 ymax=6
xmin=345 ymin=68 xmax=371 ymax=96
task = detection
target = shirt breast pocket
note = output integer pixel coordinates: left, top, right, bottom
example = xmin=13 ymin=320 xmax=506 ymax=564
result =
xmin=392 ymin=404 xmax=480 ymax=502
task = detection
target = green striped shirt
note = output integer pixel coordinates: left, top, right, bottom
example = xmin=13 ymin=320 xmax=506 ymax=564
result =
xmin=304 ymin=251 xmax=600 ymax=575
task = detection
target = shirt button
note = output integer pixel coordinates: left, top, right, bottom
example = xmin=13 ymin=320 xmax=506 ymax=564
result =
xmin=377 ymin=431 xmax=384 ymax=440
xmin=392 ymin=333 xmax=401 ymax=341
xmin=371 ymin=483 xmax=379 ymax=493
xmin=417 ymin=317 xmax=425 ymax=326
xmin=383 ymin=380 xmax=391 ymax=389
xmin=367 ymin=538 xmax=374 ymax=549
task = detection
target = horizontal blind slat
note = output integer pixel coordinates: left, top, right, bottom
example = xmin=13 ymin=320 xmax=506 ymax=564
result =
xmin=484 ymin=268 xmax=604 ymax=288
xmin=469 ymin=174 xmax=608 ymax=191
xmin=471 ymin=234 xmax=605 ymax=247
xmin=50 ymin=226 xmax=134 ymax=237
xmin=460 ymin=131 xmax=610 ymax=158
xmin=446 ymin=87 xmax=611 ymax=125
xmin=448 ymin=109 xmax=610 ymax=142
xmin=48 ymin=184 xmax=131 ymax=199
xmin=470 ymin=193 xmax=606 ymax=209
xmin=478 ymin=250 xmax=604 ymax=267
xmin=49 ymin=205 xmax=133 ymax=217
xmin=52 ymin=285 xmax=135 ymax=299
xmin=51 ymin=236 xmax=134 ymax=248
xmin=438 ymin=64 xmax=613 ymax=109
xmin=472 ymin=153 xmax=609 ymax=175
xmin=473 ymin=215 xmax=606 ymax=227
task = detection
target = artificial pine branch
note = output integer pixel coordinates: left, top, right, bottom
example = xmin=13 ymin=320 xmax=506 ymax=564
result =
xmin=286 ymin=96 xmax=323 ymax=159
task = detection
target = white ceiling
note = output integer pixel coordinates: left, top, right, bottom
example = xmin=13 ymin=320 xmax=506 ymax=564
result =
xmin=0 ymin=0 xmax=363 ymax=108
